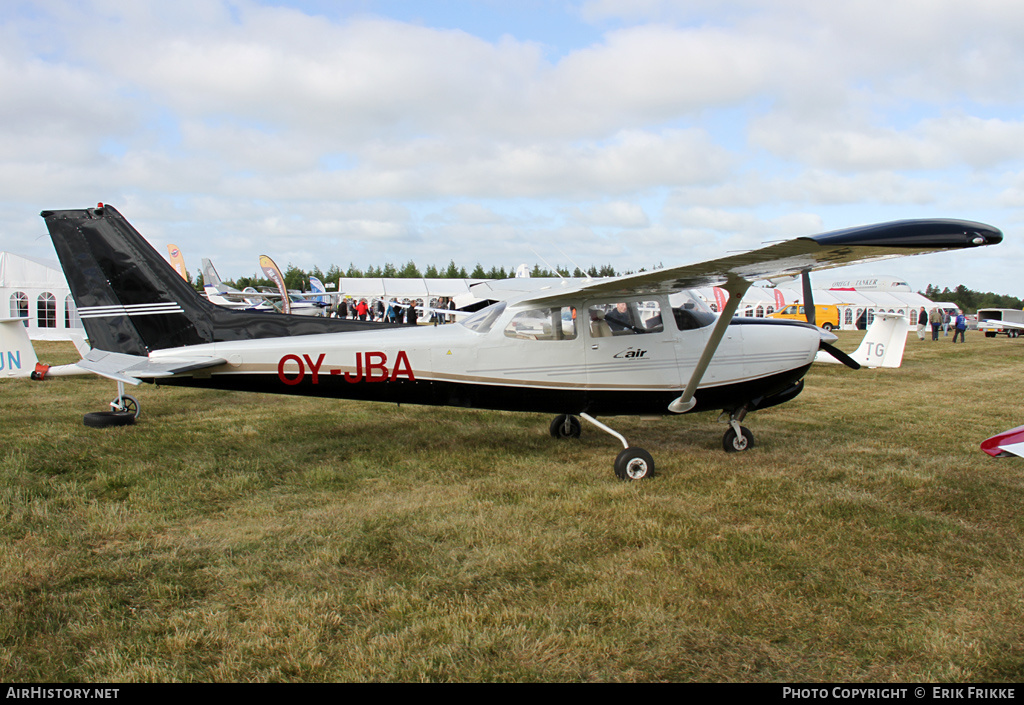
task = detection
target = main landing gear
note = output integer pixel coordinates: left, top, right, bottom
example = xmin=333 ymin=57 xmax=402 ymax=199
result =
xmin=550 ymin=413 xmax=655 ymax=481
xmin=550 ymin=405 xmax=757 ymax=480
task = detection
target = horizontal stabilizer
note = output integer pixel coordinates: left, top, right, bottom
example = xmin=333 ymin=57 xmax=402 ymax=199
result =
xmin=77 ymin=348 xmax=226 ymax=384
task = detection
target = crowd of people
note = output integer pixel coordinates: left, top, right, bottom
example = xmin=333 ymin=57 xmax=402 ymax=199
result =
xmin=328 ymin=296 xmax=458 ymax=325
xmin=916 ymin=306 xmax=967 ymax=342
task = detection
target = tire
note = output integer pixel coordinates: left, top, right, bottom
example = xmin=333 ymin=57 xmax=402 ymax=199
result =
xmin=83 ymin=411 xmax=136 ymax=428
xmin=614 ymin=447 xmax=655 ymax=481
xmin=112 ymin=395 xmax=141 ymax=419
xmin=723 ymin=426 xmax=755 ymax=452
xmin=821 ymin=322 xmax=834 ymax=332
xmin=549 ymin=414 xmax=582 ymax=439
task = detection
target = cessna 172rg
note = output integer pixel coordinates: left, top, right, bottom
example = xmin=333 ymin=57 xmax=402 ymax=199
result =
xmin=37 ymin=205 xmax=1001 ymax=480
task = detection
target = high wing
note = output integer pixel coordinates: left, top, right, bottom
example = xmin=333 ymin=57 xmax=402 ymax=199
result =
xmin=507 ymin=219 xmax=1001 ymax=307
xmin=487 ymin=218 xmax=1000 ymax=414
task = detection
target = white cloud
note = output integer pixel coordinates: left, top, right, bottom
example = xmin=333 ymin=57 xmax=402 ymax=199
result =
xmin=1 ymin=0 xmax=1022 ymax=294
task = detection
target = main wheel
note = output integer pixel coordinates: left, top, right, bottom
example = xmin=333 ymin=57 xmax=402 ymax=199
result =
xmin=723 ymin=426 xmax=755 ymax=452
xmin=83 ymin=411 xmax=136 ymax=428
xmin=614 ymin=447 xmax=655 ymax=481
xmin=549 ymin=414 xmax=582 ymax=439
xmin=111 ymin=395 xmax=141 ymax=419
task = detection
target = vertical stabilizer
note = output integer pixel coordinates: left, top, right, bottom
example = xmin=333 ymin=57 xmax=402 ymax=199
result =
xmin=848 ymin=313 xmax=908 ymax=368
xmin=0 ymin=319 xmax=38 ymax=378
xmin=42 ymin=205 xmax=400 ymax=356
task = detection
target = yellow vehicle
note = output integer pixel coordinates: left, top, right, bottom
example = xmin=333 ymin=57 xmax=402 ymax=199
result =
xmin=768 ymin=304 xmax=841 ymax=332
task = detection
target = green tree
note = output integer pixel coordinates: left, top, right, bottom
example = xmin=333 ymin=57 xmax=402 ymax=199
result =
xmin=398 ymin=260 xmax=421 ymax=278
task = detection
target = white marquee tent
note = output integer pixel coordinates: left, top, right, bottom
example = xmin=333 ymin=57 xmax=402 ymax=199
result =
xmin=0 ymin=251 xmax=84 ymax=342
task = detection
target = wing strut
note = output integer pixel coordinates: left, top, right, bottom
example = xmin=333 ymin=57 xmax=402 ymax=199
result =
xmin=668 ymin=277 xmax=751 ymax=413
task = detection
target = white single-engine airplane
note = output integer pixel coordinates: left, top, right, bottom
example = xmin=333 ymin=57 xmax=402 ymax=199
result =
xmin=34 ymin=205 xmax=1001 ymax=479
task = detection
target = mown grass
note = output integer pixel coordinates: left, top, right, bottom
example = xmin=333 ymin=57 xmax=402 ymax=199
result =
xmin=1 ymin=332 xmax=1022 ymax=682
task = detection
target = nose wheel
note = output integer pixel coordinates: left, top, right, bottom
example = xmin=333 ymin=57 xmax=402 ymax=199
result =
xmin=723 ymin=424 xmax=754 ymax=452
xmin=721 ymin=406 xmax=754 ymax=452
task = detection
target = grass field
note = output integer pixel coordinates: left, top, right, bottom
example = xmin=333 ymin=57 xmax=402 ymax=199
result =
xmin=1 ymin=331 xmax=1022 ymax=682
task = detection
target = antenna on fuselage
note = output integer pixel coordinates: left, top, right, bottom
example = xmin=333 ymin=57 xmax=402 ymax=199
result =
xmin=529 ymin=246 xmax=567 ymax=282
xmin=553 ymin=245 xmax=592 ymax=282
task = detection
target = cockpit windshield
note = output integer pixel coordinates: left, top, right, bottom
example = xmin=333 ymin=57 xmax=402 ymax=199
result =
xmin=668 ymin=291 xmax=717 ymax=330
xmin=459 ymin=301 xmax=507 ymax=333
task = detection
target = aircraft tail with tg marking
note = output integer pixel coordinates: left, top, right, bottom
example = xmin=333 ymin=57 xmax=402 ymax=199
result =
xmin=815 ymin=312 xmax=908 ymax=368
xmin=41 ymin=204 xmax=397 ymax=356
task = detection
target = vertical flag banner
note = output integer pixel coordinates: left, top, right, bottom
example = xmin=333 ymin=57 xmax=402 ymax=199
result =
xmin=774 ymin=288 xmax=786 ymax=311
xmin=167 ymin=244 xmax=188 ymax=281
xmin=259 ymin=255 xmax=291 ymax=315
xmin=712 ymin=287 xmax=728 ymax=313
xmin=309 ymin=276 xmax=327 ymax=304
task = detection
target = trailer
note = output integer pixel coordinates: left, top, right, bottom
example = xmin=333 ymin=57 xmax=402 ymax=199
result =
xmin=977 ymin=308 xmax=1024 ymax=338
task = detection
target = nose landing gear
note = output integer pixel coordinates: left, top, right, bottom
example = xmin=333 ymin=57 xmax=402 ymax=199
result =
xmin=721 ymin=405 xmax=754 ymax=453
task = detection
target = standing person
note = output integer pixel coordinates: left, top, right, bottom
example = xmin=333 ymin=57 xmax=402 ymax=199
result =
xmin=942 ymin=310 xmax=951 ymax=337
xmin=338 ymin=298 xmax=348 ymax=320
xmin=929 ymin=307 xmax=941 ymax=340
xmin=406 ymin=299 xmax=418 ymax=325
xmin=356 ymin=298 xmax=369 ymax=321
xmin=375 ymin=298 xmax=384 ymax=322
xmin=448 ymin=297 xmax=456 ymax=324
xmin=953 ymin=311 xmax=967 ymax=343
xmin=917 ymin=307 xmax=927 ymax=340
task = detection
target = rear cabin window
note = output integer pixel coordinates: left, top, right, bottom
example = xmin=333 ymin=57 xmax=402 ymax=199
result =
xmin=504 ymin=307 xmax=577 ymax=341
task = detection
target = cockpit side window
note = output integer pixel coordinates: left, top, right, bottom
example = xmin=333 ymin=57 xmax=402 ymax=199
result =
xmin=588 ymin=300 xmax=664 ymax=337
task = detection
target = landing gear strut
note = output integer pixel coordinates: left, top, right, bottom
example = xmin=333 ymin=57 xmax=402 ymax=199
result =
xmin=579 ymin=413 xmax=655 ymax=481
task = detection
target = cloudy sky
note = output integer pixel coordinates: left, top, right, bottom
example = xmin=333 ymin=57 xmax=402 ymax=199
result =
xmin=2 ymin=0 xmax=1023 ymax=293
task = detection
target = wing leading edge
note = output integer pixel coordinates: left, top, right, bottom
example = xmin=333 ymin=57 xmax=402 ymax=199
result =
xmin=516 ymin=219 xmax=1002 ymax=306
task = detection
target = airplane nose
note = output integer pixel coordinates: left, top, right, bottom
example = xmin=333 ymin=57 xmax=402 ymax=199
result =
xmin=818 ymin=328 xmax=838 ymax=344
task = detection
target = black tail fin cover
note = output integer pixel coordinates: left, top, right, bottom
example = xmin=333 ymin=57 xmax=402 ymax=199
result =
xmin=42 ymin=205 xmax=396 ymax=355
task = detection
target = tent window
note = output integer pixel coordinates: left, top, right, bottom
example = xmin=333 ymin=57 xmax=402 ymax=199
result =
xmin=10 ymin=292 xmax=28 ymax=326
xmin=37 ymin=292 xmax=56 ymax=328
xmin=65 ymin=295 xmax=81 ymax=329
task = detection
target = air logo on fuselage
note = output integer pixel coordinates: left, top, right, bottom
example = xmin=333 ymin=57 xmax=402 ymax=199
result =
xmin=277 ymin=351 xmax=415 ymax=386
xmin=613 ymin=348 xmax=648 ymax=359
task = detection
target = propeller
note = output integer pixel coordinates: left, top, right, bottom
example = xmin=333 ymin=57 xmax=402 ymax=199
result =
xmin=819 ymin=341 xmax=860 ymax=369
xmin=801 ymin=270 xmax=816 ymax=327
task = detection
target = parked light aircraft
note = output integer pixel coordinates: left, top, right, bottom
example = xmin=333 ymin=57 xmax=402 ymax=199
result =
xmin=981 ymin=425 xmax=1024 ymax=457
xmin=33 ymin=205 xmax=1001 ymax=479
xmin=201 ymin=257 xmax=328 ymax=316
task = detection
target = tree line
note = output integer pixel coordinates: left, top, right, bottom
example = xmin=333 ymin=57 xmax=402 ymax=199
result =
xmin=922 ymin=284 xmax=1023 ymax=313
xmin=197 ymin=261 xmax=625 ymax=292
